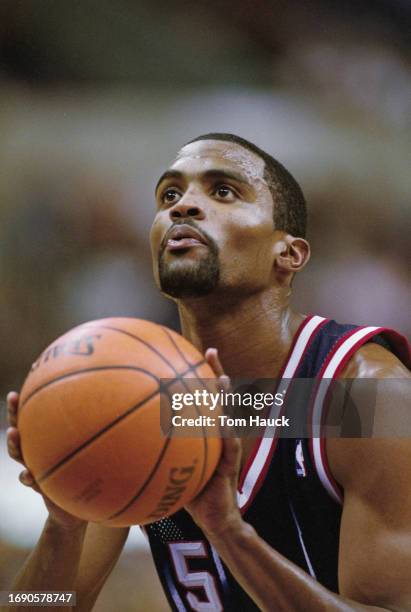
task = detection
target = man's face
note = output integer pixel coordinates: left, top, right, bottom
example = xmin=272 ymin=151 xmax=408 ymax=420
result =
xmin=150 ymin=140 xmax=278 ymax=300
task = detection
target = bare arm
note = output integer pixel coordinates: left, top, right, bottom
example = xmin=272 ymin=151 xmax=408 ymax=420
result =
xmin=330 ymin=342 xmax=411 ymax=608
xmin=186 ymin=346 xmax=411 ymax=611
xmin=10 ymin=517 xmax=87 ymax=597
xmin=6 ymin=392 xmax=130 ymax=612
xmin=74 ymin=522 xmax=130 ymax=612
xmin=189 ymin=440 xmax=390 ymax=612
xmin=206 ymin=524 xmax=387 ymax=612
xmin=9 ymin=518 xmax=129 ymax=612
xmin=204 ymin=435 xmax=411 ymax=611
xmin=330 ymin=437 xmax=411 ymax=610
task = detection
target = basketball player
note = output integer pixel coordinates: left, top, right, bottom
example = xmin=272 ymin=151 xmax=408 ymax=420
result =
xmin=7 ymin=134 xmax=411 ymax=611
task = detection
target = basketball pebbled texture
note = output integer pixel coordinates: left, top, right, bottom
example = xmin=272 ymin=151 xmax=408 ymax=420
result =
xmin=18 ymin=318 xmax=222 ymax=526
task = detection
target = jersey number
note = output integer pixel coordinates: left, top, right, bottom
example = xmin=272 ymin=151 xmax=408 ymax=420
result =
xmin=169 ymin=541 xmax=223 ymax=611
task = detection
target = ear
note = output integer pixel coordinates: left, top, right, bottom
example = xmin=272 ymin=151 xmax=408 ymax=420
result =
xmin=273 ymin=234 xmax=311 ymax=282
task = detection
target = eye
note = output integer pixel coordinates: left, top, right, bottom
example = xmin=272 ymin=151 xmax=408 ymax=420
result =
xmin=161 ymin=188 xmax=181 ymax=205
xmin=213 ymin=185 xmax=237 ymax=201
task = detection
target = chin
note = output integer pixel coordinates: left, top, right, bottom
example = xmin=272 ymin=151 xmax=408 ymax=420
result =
xmin=158 ymin=246 xmax=220 ymax=299
xmin=159 ymin=268 xmax=219 ymax=299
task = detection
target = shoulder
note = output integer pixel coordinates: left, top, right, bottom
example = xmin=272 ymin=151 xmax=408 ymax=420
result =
xmin=327 ymin=341 xmax=410 ymax=494
xmin=340 ymin=341 xmax=410 ymax=379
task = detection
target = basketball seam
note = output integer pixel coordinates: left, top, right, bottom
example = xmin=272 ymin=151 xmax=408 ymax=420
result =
xmin=36 ymin=359 xmax=207 ymax=484
xmin=161 ymin=327 xmax=192 ymax=367
xmin=25 ymin=321 xmax=214 ymax=523
xmin=162 ymin=327 xmax=214 ymax=497
xmin=87 ymin=324 xmax=180 ymax=376
xmin=104 ymin=363 xmax=206 ymax=523
xmin=103 ymin=359 xmax=212 ymax=523
xmin=105 ymin=428 xmax=174 ymax=520
xmin=37 ymin=387 xmax=160 ymax=483
xmin=20 ymin=366 xmax=160 ymax=411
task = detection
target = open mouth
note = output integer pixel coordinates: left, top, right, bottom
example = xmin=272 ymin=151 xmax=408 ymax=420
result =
xmin=164 ymin=225 xmax=208 ymax=252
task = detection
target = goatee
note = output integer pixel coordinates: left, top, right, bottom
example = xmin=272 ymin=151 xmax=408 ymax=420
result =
xmin=158 ymin=227 xmax=220 ymax=298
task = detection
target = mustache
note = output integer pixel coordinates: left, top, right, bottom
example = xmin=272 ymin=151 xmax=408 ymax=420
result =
xmin=159 ymin=220 xmax=213 ymax=255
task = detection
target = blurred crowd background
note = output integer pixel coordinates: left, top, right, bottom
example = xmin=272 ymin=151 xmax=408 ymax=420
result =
xmin=0 ymin=1 xmax=410 ymax=610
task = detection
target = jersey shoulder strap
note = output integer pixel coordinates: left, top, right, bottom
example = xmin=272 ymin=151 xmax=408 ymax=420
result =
xmin=298 ymin=318 xmax=410 ymax=503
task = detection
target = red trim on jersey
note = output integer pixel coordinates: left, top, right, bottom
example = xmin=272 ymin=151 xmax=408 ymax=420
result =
xmin=239 ymin=443 xmax=277 ymax=514
xmin=308 ymin=426 xmax=316 ymax=466
xmin=334 ymin=328 xmax=411 ymax=379
xmin=292 ymin=317 xmax=330 ymax=381
xmin=314 ymin=326 xmax=410 ymax=504
xmin=380 ymin=329 xmax=411 ymax=369
xmin=237 ymin=315 xmax=317 ymax=493
xmin=310 ymin=326 xmax=379 ymax=501
xmin=237 ymin=315 xmax=329 ymax=513
xmin=319 ymin=438 xmax=342 ymax=501
xmin=307 ymin=326 xmax=367 ymax=466
xmin=237 ymin=437 xmax=264 ymax=495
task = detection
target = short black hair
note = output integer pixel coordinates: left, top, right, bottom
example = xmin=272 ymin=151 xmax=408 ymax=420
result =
xmin=185 ymin=133 xmax=307 ymax=238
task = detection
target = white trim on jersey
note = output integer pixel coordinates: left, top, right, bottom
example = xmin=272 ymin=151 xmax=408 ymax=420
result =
xmin=311 ymin=326 xmax=382 ymax=504
xmin=210 ymin=544 xmax=229 ymax=594
xmin=284 ymin=315 xmax=328 ymax=379
xmin=289 ymin=501 xmax=317 ymax=579
xmin=237 ymin=315 xmax=327 ymax=510
xmin=323 ymin=326 xmax=381 ymax=379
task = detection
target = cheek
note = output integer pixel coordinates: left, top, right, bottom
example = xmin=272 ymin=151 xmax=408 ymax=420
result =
xmin=221 ymin=208 xmax=273 ymax=253
xmin=149 ymin=216 xmax=163 ymax=258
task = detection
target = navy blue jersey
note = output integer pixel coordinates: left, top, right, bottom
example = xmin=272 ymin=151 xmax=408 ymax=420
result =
xmin=145 ymin=315 xmax=410 ymax=611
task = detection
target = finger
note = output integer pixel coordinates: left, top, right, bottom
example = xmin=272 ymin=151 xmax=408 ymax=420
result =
xmin=218 ymin=374 xmax=231 ymax=393
xmin=7 ymin=391 xmax=19 ymax=427
xmin=205 ymin=348 xmax=231 ymax=390
xmin=205 ymin=348 xmax=225 ymax=378
xmin=19 ymin=470 xmax=41 ymax=494
xmin=7 ymin=428 xmax=24 ymax=464
xmin=19 ymin=469 xmax=36 ymax=488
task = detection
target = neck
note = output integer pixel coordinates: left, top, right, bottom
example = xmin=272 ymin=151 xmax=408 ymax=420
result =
xmin=178 ymin=287 xmax=305 ymax=379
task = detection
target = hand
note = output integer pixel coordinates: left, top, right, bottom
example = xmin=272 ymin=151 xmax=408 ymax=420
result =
xmin=7 ymin=391 xmax=87 ymax=531
xmin=185 ymin=349 xmax=245 ymax=540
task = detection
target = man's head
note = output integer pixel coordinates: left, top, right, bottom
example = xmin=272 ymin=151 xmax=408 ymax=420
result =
xmin=150 ymin=133 xmax=310 ymax=301
xmin=188 ymin=133 xmax=307 ymax=238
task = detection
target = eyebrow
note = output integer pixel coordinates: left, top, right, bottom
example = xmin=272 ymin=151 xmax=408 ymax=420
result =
xmin=155 ymin=168 xmax=251 ymax=195
xmin=155 ymin=170 xmax=183 ymax=195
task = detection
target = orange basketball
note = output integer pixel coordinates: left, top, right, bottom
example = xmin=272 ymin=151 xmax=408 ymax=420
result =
xmin=18 ymin=318 xmax=222 ymax=526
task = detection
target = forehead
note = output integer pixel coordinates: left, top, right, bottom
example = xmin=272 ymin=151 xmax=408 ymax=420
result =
xmin=170 ymin=140 xmax=266 ymax=184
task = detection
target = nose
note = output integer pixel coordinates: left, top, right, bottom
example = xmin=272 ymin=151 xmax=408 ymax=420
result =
xmin=169 ymin=198 xmax=205 ymax=221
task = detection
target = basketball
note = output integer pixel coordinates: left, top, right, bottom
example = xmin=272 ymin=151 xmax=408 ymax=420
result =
xmin=18 ymin=318 xmax=222 ymax=526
